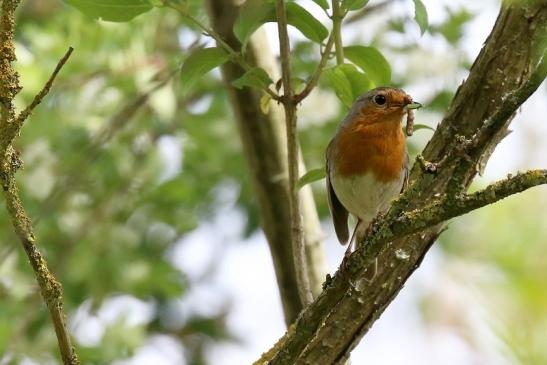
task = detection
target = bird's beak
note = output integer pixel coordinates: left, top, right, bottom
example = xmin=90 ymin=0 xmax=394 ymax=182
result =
xmin=405 ymin=102 xmax=422 ymax=110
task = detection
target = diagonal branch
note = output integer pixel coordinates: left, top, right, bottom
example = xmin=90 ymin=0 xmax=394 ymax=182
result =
xmin=15 ymin=46 xmax=74 ymax=125
xmin=2 ymin=173 xmax=80 ymax=365
xmin=0 ymin=2 xmax=79 ymax=364
xmin=389 ymin=170 xmax=547 ymax=242
xmin=263 ymin=2 xmax=547 ymax=364
xmin=1 ymin=46 xmax=73 ymax=156
xmin=295 ymin=32 xmax=335 ymax=103
xmin=472 ymin=55 xmax=546 ymax=148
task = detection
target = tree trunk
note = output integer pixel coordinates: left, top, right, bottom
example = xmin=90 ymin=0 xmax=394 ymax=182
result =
xmin=205 ymin=0 xmax=327 ymax=325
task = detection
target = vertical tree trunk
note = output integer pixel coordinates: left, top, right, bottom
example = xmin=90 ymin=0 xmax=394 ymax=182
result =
xmin=205 ymin=0 xmax=327 ymax=325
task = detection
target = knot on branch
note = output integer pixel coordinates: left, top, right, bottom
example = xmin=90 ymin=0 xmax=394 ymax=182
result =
xmin=416 ymin=155 xmax=438 ymax=174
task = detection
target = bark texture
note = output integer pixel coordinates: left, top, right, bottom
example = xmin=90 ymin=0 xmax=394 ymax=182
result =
xmin=205 ymin=0 xmax=327 ymax=325
xmin=261 ymin=2 xmax=547 ymax=364
xmin=0 ymin=1 xmax=79 ymax=364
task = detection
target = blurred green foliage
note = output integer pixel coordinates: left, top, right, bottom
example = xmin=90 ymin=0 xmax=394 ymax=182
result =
xmin=442 ymin=190 xmax=547 ymax=365
xmin=0 ymin=0 xmax=545 ymax=364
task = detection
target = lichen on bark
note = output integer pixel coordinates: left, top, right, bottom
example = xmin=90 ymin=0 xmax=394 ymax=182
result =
xmin=263 ymin=2 xmax=547 ymax=364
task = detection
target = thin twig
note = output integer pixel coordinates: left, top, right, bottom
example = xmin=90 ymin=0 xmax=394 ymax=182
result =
xmin=331 ymin=0 xmax=345 ymax=65
xmin=276 ymin=0 xmax=313 ymax=306
xmin=295 ymin=32 xmax=335 ymax=103
xmin=16 ymin=47 xmax=74 ymax=125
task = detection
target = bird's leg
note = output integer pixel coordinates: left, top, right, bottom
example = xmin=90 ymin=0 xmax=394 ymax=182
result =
xmin=358 ymin=213 xmax=386 ymax=281
xmin=341 ymin=216 xmax=382 ymax=281
xmin=341 ymin=218 xmax=361 ymax=266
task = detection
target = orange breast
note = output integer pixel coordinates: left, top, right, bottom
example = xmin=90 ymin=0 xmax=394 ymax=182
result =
xmin=334 ymin=117 xmax=406 ymax=182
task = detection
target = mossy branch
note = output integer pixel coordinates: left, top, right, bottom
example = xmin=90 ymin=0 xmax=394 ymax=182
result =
xmin=263 ymin=2 xmax=547 ymax=364
xmin=0 ymin=2 xmax=79 ymax=364
xmin=386 ymin=170 xmax=547 ymax=242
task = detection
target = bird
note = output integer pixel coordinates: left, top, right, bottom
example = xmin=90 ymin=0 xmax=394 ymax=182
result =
xmin=326 ymin=87 xmax=421 ymax=254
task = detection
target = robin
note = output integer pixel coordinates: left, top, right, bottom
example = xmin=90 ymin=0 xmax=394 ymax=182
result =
xmin=326 ymin=87 xmax=421 ymax=254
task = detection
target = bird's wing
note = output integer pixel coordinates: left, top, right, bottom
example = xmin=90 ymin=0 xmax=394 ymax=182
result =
xmin=326 ymin=141 xmax=349 ymax=245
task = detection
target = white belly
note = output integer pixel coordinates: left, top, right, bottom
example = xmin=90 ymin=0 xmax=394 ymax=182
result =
xmin=331 ymin=172 xmax=402 ymax=226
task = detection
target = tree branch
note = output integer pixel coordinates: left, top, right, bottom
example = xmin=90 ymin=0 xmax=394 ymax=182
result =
xmin=2 ymin=174 xmax=80 ymax=365
xmin=15 ymin=46 xmax=73 ymax=126
xmin=0 ymin=0 xmax=21 ymax=130
xmin=204 ymin=0 xmax=328 ymax=324
xmin=263 ymin=2 xmax=547 ymax=364
xmin=0 ymin=2 xmax=79 ymax=364
xmin=331 ymin=0 xmax=345 ymax=65
xmin=391 ymin=170 xmax=547 ymax=241
xmin=471 ymin=55 xmax=546 ymax=148
xmin=276 ymin=0 xmax=313 ymax=306
xmin=295 ymin=32 xmax=335 ymax=103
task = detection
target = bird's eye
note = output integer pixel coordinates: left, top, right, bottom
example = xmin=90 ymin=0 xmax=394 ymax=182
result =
xmin=374 ymin=94 xmax=387 ymax=105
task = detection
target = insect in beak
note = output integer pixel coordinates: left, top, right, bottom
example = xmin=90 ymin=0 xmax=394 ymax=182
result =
xmin=404 ymin=102 xmax=421 ymax=136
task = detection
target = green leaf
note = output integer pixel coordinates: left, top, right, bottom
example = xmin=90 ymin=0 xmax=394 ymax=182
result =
xmin=232 ymin=67 xmax=273 ymax=90
xmin=342 ymin=0 xmax=369 ymax=11
xmin=234 ymin=0 xmax=328 ymax=49
xmin=343 ymin=45 xmax=391 ymax=86
xmin=312 ymin=0 xmax=329 ymax=10
xmin=63 ymin=0 xmax=154 ymax=22
xmin=297 ymin=168 xmax=326 ymax=189
xmin=324 ymin=66 xmax=353 ymax=108
xmin=233 ymin=0 xmax=274 ymax=49
xmin=180 ymin=47 xmax=230 ymax=90
xmin=285 ymin=2 xmax=329 ymax=43
xmin=413 ymin=0 xmax=428 ymax=35
xmin=413 ymin=123 xmax=435 ymax=132
xmin=340 ymin=64 xmax=372 ymax=100
xmin=324 ymin=64 xmax=372 ymax=108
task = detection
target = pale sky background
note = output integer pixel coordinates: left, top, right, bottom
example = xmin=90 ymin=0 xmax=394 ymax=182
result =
xmin=61 ymin=0 xmax=547 ymax=364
